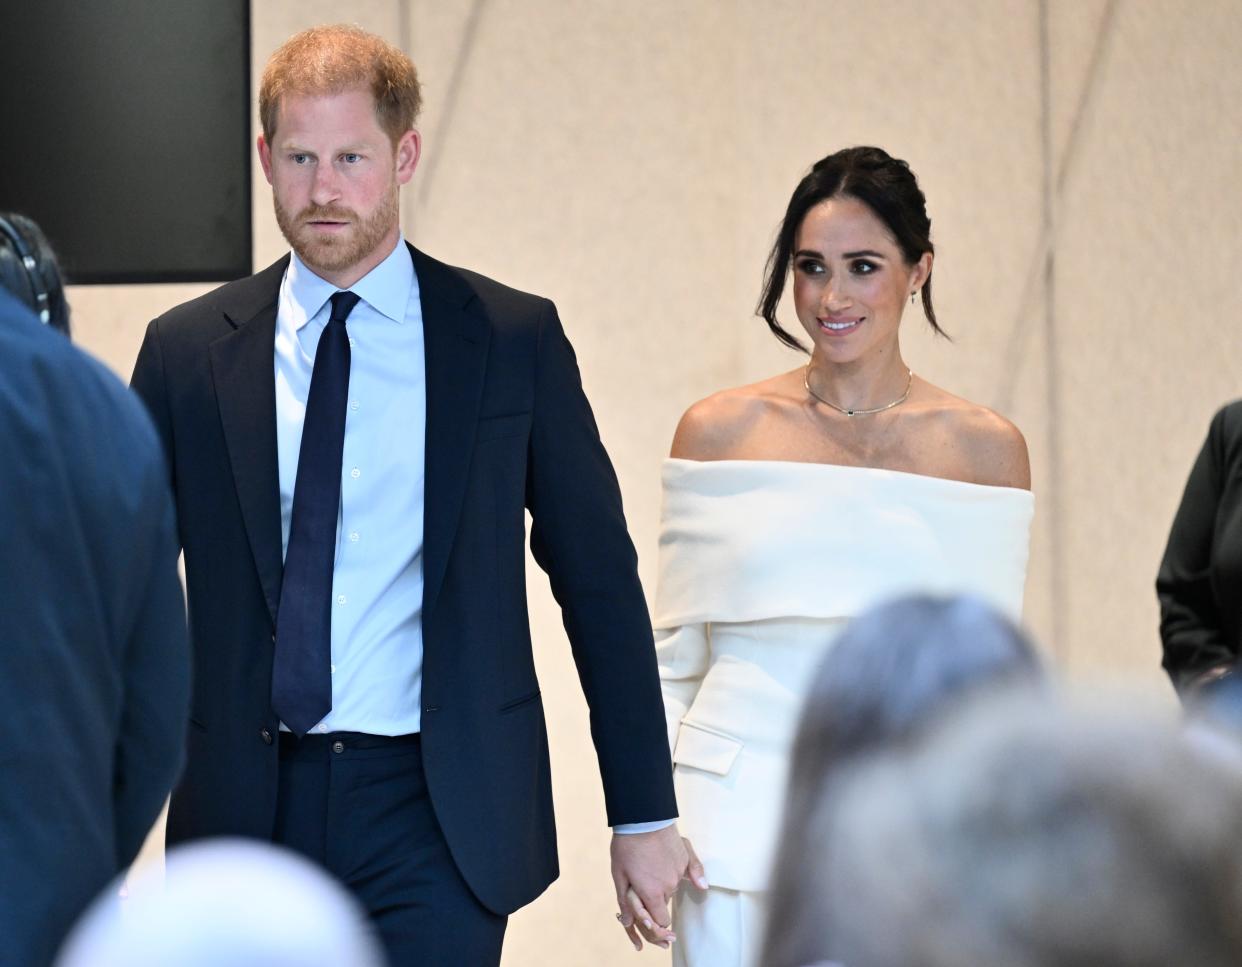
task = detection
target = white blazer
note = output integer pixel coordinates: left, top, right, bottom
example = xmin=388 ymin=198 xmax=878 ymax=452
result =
xmin=654 ymin=458 xmax=1034 ymax=891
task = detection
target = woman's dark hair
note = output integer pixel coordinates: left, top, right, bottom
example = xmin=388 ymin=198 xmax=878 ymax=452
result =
xmin=0 ymin=212 xmax=70 ymax=336
xmin=762 ymin=593 xmax=1045 ymax=967
xmin=758 ymin=146 xmax=943 ymax=352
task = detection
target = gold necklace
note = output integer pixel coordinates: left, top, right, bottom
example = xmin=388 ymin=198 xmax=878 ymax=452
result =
xmin=804 ymin=364 xmax=913 ymax=417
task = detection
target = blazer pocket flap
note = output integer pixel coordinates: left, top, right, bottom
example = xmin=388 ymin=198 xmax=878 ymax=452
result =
xmin=673 ymin=721 xmax=743 ymax=776
xmin=498 ymin=688 xmax=542 ymax=713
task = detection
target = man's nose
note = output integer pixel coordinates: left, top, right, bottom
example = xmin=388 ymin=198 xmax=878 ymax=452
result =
xmin=310 ymin=164 xmax=341 ymax=206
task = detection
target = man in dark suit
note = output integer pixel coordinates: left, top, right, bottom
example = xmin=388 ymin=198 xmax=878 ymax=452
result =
xmin=0 ymin=217 xmax=189 ymax=967
xmin=131 ymin=25 xmax=694 ymax=964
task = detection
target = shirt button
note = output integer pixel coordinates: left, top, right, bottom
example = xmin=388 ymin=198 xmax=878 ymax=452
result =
xmin=316 ymin=723 xmax=328 ymax=734
xmin=348 ymin=337 xmax=356 ymax=348
xmin=332 ymin=740 xmax=345 ymax=754
xmin=349 ymin=531 xmax=359 ymax=542
xmin=350 ymin=400 xmax=359 ymax=411
xmin=350 ymin=468 xmax=360 ymax=479
xmin=330 ymin=664 xmax=337 ymax=674
xmin=337 ymin=594 xmax=347 ymax=605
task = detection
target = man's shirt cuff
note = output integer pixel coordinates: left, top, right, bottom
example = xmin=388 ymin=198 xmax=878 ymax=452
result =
xmin=613 ymin=818 xmax=677 ymax=835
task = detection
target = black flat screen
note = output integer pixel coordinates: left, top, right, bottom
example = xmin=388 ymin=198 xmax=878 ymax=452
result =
xmin=0 ymin=0 xmax=251 ymax=283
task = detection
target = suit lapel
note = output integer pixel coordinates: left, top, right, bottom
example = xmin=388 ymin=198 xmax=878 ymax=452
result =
xmin=202 ymin=247 xmax=488 ymax=627
xmin=415 ymin=245 xmax=491 ymax=616
xmin=209 ymin=257 xmax=288 ymax=627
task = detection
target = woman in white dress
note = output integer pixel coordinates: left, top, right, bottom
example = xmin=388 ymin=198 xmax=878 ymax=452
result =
xmin=651 ymin=147 xmax=1034 ymax=966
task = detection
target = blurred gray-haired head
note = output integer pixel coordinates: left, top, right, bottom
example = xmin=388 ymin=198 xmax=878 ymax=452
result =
xmin=793 ymin=593 xmax=1044 ymax=769
xmin=764 ymin=594 xmax=1046 ymax=967
xmin=56 ymin=839 xmax=385 ymax=967
xmin=813 ymin=695 xmax=1242 ymax=967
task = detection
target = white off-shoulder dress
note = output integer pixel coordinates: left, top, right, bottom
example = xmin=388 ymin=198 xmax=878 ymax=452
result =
xmin=654 ymin=458 xmax=1033 ymax=967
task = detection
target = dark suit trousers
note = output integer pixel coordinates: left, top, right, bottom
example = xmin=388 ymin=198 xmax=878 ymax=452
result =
xmin=274 ymin=732 xmax=507 ymax=966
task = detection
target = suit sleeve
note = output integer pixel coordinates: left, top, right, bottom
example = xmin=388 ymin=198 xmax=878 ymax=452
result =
xmin=130 ymin=319 xmax=176 ymax=488
xmin=1157 ymin=407 xmax=1233 ymax=691
xmin=112 ymin=426 xmax=190 ymax=867
xmin=525 ymin=301 xmax=677 ymax=826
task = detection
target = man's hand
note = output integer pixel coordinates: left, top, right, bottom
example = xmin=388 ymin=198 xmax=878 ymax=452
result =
xmin=610 ymin=825 xmax=708 ymax=951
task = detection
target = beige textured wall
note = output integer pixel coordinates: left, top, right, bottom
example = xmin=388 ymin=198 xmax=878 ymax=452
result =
xmin=64 ymin=2 xmax=1242 ymax=963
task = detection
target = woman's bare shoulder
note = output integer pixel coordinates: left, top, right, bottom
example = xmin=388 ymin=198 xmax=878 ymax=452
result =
xmin=670 ymin=375 xmax=794 ymax=460
xmin=924 ymin=388 xmax=1030 ymax=490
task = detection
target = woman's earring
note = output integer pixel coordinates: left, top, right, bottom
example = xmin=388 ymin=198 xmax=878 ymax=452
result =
xmin=910 ymin=292 xmax=916 ymax=304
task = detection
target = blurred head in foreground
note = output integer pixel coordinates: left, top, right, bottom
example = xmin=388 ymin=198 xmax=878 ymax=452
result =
xmin=780 ymin=694 xmax=1242 ymax=967
xmin=792 ymin=593 xmax=1044 ymax=769
xmin=56 ymin=839 xmax=385 ymax=967
xmin=1183 ymin=661 xmax=1242 ymax=768
xmin=765 ymin=594 xmax=1046 ymax=966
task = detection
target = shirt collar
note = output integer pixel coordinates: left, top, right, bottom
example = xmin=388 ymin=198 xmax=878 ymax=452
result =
xmin=285 ymin=236 xmax=416 ymax=329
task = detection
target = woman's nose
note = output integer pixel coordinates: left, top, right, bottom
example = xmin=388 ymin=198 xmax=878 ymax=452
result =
xmin=821 ymin=281 xmax=851 ymax=313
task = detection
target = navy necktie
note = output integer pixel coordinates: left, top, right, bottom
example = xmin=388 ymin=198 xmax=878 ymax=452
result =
xmin=272 ymin=290 xmax=360 ymax=736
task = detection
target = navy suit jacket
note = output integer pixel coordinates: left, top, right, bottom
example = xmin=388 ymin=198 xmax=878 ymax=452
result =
xmin=130 ymin=244 xmax=676 ymax=914
xmin=0 ymin=289 xmax=189 ymax=966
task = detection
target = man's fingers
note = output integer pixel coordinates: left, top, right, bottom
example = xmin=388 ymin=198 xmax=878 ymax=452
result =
xmin=634 ymin=887 xmax=672 ymax=930
xmin=626 ymin=888 xmax=657 ymax=931
xmin=615 ymin=889 xmax=634 ymax=929
xmin=628 ymin=886 xmax=675 ymax=944
xmin=683 ymin=837 xmax=710 ymax=891
xmin=613 ymin=869 xmax=635 ymax=928
xmin=615 ymin=912 xmax=643 ymax=951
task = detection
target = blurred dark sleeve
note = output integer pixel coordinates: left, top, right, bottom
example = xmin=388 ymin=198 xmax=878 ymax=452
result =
xmin=1157 ymin=404 xmax=1242 ymax=693
xmin=112 ymin=408 xmax=190 ymax=867
xmin=107 ymin=317 xmax=190 ymax=864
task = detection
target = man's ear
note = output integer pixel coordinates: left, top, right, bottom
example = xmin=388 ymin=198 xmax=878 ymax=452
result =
xmin=396 ymin=129 xmax=421 ymax=186
xmin=258 ymin=135 xmax=274 ymax=185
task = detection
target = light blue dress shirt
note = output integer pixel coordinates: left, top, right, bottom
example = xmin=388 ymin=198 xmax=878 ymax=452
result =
xmin=273 ymin=238 xmax=671 ymax=834
xmin=275 ymin=238 xmax=426 ymax=736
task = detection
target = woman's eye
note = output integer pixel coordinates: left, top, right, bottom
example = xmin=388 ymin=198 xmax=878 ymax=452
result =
xmin=795 ymin=259 xmax=825 ymax=276
xmin=850 ymin=259 xmax=877 ymax=275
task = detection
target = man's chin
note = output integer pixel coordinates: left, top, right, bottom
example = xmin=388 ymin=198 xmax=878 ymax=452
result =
xmin=291 ymin=235 xmax=361 ymax=276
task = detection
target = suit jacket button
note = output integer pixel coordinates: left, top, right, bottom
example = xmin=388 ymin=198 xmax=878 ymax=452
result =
xmin=260 ymin=728 xmax=273 ymax=745
xmin=332 ymin=741 xmax=345 ymax=754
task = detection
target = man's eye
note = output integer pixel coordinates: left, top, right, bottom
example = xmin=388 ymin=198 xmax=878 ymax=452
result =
xmin=343 ymin=153 xmax=362 ymax=163
xmin=291 ymin=154 xmax=310 ymax=165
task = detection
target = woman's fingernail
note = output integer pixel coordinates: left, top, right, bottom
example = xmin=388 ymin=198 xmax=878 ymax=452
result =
xmin=643 ymin=919 xmax=653 ymax=929
xmin=696 ymin=876 xmax=709 ymax=889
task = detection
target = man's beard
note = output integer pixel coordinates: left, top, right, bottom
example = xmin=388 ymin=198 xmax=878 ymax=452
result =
xmin=273 ymin=186 xmax=399 ymax=277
